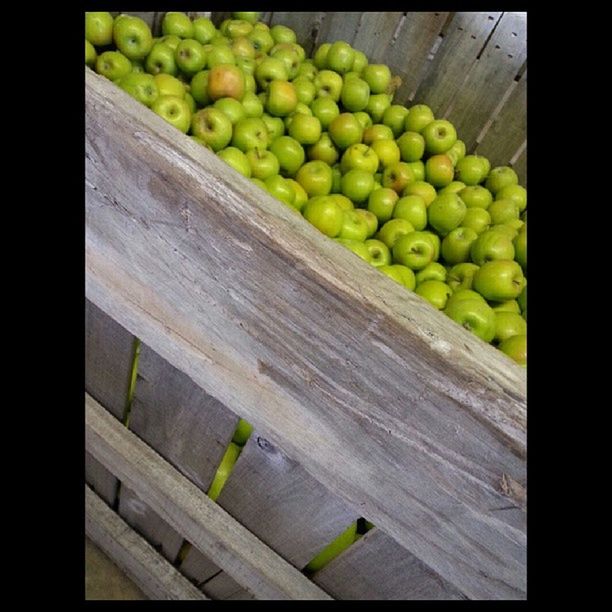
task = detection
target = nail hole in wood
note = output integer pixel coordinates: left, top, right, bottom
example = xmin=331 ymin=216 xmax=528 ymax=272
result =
xmin=495 ymin=44 xmax=501 ymax=49
xmin=471 ymin=34 xmax=476 ymax=39
xmin=458 ymin=26 xmax=463 ymax=31
xmin=488 ymin=15 xmax=495 ymax=20
xmin=512 ymin=32 xmax=517 ymax=36
xmin=508 ymin=54 xmax=513 ymax=58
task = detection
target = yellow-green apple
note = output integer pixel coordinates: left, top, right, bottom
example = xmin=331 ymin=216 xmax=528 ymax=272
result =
xmin=396 ymin=131 xmax=425 ymax=162
xmin=247 ymin=27 xmax=274 ymax=54
xmin=488 ymin=199 xmax=520 ymax=225
xmin=354 ymin=209 xmax=379 ymax=237
xmin=340 ymin=144 xmax=379 ymax=174
xmin=470 ymin=229 xmax=515 ymax=265
xmin=162 ymin=12 xmax=194 ymax=39
xmin=118 ymin=72 xmax=158 ymax=106
xmin=193 ymin=16 xmax=217 ymax=44
xmin=96 ymin=51 xmax=132 ymax=81
xmin=270 ymin=23 xmax=296 ymax=44
xmin=271 ymin=46 xmax=301 ymax=79
xmin=415 ymin=280 xmax=453 ymax=310
xmin=158 ymin=34 xmax=181 ymax=51
xmin=208 ymin=442 xmax=241 ymax=501
xmin=305 ymin=522 xmax=358 ymax=573
xmin=485 ymin=166 xmax=519 ymax=194
xmin=496 ymin=184 xmax=527 ymax=212
xmin=233 ymin=12 xmax=261 ymax=23
xmin=208 ymin=64 xmax=245 ymax=101
xmin=335 ymin=239 xmax=372 ymax=262
xmin=382 ymin=162 xmax=415 ymax=193
xmin=206 ymin=44 xmax=236 ymax=68
xmin=288 ymin=114 xmax=322 ymax=145
xmin=427 ymin=193 xmax=466 ymax=236
xmin=131 ymin=60 xmax=145 ymax=73
xmin=494 ymin=311 xmax=526 ymax=344
xmin=218 ymin=146 xmax=252 ymax=178
xmin=382 ymin=105 xmax=410 ymax=138
xmin=422 ymin=119 xmax=457 ymax=154
xmin=184 ymin=92 xmax=196 ymax=113
xmin=438 ymin=181 xmax=466 ymax=195
xmin=403 ymin=181 xmax=437 ymax=207
xmin=314 ymin=69 xmax=344 ymax=101
xmin=446 ymin=288 xmax=487 ymax=306
xmin=313 ymin=42 xmax=331 ymax=68
xmin=285 ymin=179 xmax=309 ymax=212
xmin=362 ymin=63 xmax=391 ymax=94
xmin=440 ymin=227 xmax=478 ymax=265
xmin=326 ymin=40 xmax=355 ymax=74
xmin=415 ymin=262 xmax=447 ymax=284
xmin=498 ymin=334 xmax=526 ymax=365
xmin=310 ymin=99 xmax=340 ymax=132
xmin=365 ymin=239 xmax=392 ymax=267
xmin=454 ymin=154 xmax=489 ymax=185
xmin=246 ymin=148 xmax=280 ymax=180
xmin=86 ymin=12 xmax=114 ymax=46
xmin=458 ymin=185 xmax=493 ymax=209
xmin=232 ymin=117 xmax=269 ymax=151
xmin=338 ymin=210 xmax=370 ymax=241
xmin=191 ymin=107 xmax=233 ymax=150
xmin=151 ymin=95 xmax=191 ymax=133
xmin=175 ymin=38 xmax=207 ymax=75
xmin=514 ymin=228 xmax=526 ymax=271
xmin=262 ymin=114 xmax=285 ymax=141
xmin=446 ymin=139 xmax=466 ymax=165
xmin=444 ymin=298 xmax=496 ymax=342
xmin=190 ymin=70 xmax=210 ymax=105
xmin=365 ymin=93 xmax=392 ymax=123
xmin=306 ymin=132 xmax=339 ymax=166
xmin=214 ymin=97 xmax=246 ymax=124
xmin=490 ymin=299 xmax=521 ymax=314
xmin=376 ymin=218 xmax=415 ymax=249
xmin=255 ymin=56 xmax=288 ymax=89
xmin=517 ymin=285 xmax=526 ymax=319
xmin=393 ymin=194 xmax=427 ymax=230
xmin=266 ymin=80 xmax=297 ymax=116
xmin=231 ymin=418 xmax=253 ymax=446
xmin=113 ymin=15 xmax=153 ymax=61
xmin=265 ymin=174 xmax=296 ymax=205
xmin=363 ymin=124 xmax=394 ymax=144
xmin=462 ymin=207 xmax=491 ymax=234
xmin=86 ymin=40 xmax=97 ymax=67
xmin=329 ymin=113 xmax=364 ymax=150
xmin=404 ymin=104 xmax=434 ymax=133
xmin=340 ymin=77 xmax=370 ymax=112
xmin=378 ymin=265 xmax=415 ymax=289
xmin=146 ymin=42 xmax=178 ymax=75
xmin=241 ymin=90 xmax=264 ymax=117
xmin=296 ymin=60 xmax=318 ymax=80
xmin=447 ymin=262 xmax=480 ymax=292
xmin=303 ymin=196 xmax=344 ymax=237
xmin=341 ymin=169 xmax=375 ymax=204
xmin=296 ymin=161 xmax=333 ymax=197
xmin=269 ymin=135 xmax=305 ymax=176
xmin=406 ymin=161 xmax=425 ymax=182
xmin=225 ymin=19 xmax=253 ymax=40
xmin=351 ymin=49 xmax=368 ymax=73
xmin=473 ymin=260 xmax=525 ymax=301
xmin=370 ymin=139 xmax=400 ymax=170
xmin=354 ymin=112 xmax=373 ymax=130
xmin=236 ymin=55 xmax=256 ymax=75
xmin=329 ymin=194 xmax=354 ymax=211
xmin=392 ymin=232 xmax=436 ymax=270
xmin=154 ymin=73 xmax=185 ymax=98
xmin=425 ymin=154 xmax=454 ymax=188
xmin=292 ymin=77 xmax=317 ymax=105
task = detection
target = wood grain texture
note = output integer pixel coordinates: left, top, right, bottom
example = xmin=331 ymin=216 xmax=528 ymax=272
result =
xmin=86 ymin=485 xmax=207 ymax=600
xmin=203 ymin=572 xmax=255 ymax=600
xmin=85 ymin=452 xmax=118 ymax=507
xmin=511 ymin=145 xmax=527 ymax=187
xmin=315 ymin=12 xmax=363 ymax=48
xmin=85 ymin=299 xmax=135 ymax=420
xmin=86 ymin=67 xmax=526 ymax=599
xmin=475 ymin=71 xmax=527 ymax=169
xmin=179 ymin=546 xmax=221 ymax=586
xmin=85 ymin=392 xmax=331 ymax=600
xmin=351 ymin=12 xmax=404 ymax=63
xmin=412 ymin=12 xmax=503 ymax=116
xmin=216 ymin=431 xmax=360 ymax=569
xmin=445 ymin=11 xmax=527 ymax=151
xmin=313 ymin=528 xmax=466 ymax=600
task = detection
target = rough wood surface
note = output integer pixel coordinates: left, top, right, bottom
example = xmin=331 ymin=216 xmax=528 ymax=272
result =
xmin=86 ymin=485 xmax=207 ymax=600
xmin=511 ymin=145 xmax=527 ymax=186
xmin=86 ymin=67 xmax=526 ymax=599
xmin=85 ymin=452 xmax=118 ymax=507
xmin=179 ymin=546 xmax=221 ymax=587
xmin=202 ymin=572 xmax=256 ymax=600
xmin=413 ymin=12 xmax=503 ymax=116
xmin=217 ymin=431 xmax=359 ymax=570
xmin=315 ymin=12 xmax=363 ymax=48
xmin=351 ymin=12 xmax=404 ymax=63
xmin=85 ymin=392 xmax=331 ymax=600
xmin=445 ymin=11 xmax=527 ymax=151
xmin=313 ymin=528 xmax=466 ymax=600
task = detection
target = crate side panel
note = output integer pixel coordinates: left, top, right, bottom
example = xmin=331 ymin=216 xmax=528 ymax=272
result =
xmin=179 ymin=547 xmax=221 ymax=586
xmin=511 ymin=146 xmax=527 ymax=186
xmin=203 ymin=572 xmax=256 ymax=600
xmin=85 ymin=452 xmax=118 ymax=506
xmin=314 ymin=12 xmax=364 ymax=48
xmin=412 ymin=12 xmax=503 ymax=116
xmin=351 ymin=12 xmax=404 ymax=63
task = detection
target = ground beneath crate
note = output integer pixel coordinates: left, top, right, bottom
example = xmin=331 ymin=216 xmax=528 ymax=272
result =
xmin=85 ymin=537 xmax=148 ymax=600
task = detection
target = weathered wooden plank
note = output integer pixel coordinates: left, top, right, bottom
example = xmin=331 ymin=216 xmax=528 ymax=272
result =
xmin=85 ymin=392 xmax=332 ymax=600
xmin=445 ymin=11 xmax=527 ymax=151
xmin=86 ymin=67 xmax=526 ymax=599
xmin=383 ymin=12 xmax=450 ymax=106
xmin=315 ymin=12 xmax=363 ymax=48
xmin=413 ymin=12 xmax=503 ymax=116
xmin=269 ymin=12 xmax=323 ymax=56
xmin=86 ymin=485 xmax=207 ymax=600
xmin=511 ymin=144 xmax=527 ymax=187
xmin=313 ymin=528 xmax=465 ymax=600
xmin=85 ymin=299 xmax=135 ymax=421
xmin=86 ymin=452 xmax=118 ymax=507
xmin=179 ymin=546 xmax=221 ymax=586
xmin=203 ymin=572 xmax=255 ymax=600
xmin=352 ymin=12 xmax=404 ymax=64
xmin=475 ymin=71 xmax=527 ymax=169
xmin=217 ymin=431 xmax=359 ymax=570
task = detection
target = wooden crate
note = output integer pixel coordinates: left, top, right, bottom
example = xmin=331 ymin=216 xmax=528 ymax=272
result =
xmin=85 ymin=11 xmax=527 ymax=601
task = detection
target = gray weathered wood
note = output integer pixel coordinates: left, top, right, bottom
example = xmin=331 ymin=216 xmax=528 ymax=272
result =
xmin=217 ymin=431 xmax=360 ymax=569
xmin=86 ymin=452 xmax=118 ymax=507
xmin=313 ymin=528 xmax=465 ymax=600
xmin=179 ymin=546 xmax=221 ymax=586
xmin=413 ymin=12 xmax=503 ymax=116
xmin=86 ymin=67 xmax=526 ymax=599
xmin=511 ymin=145 xmax=527 ymax=187
xmin=315 ymin=12 xmax=363 ymax=48
xmin=203 ymin=572 xmax=256 ymax=600
xmin=85 ymin=392 xmax=332 ymax=600
xmin=475 ymin=71 xmax=527 ymax=170
xmin=445 ymin=11 xmax=527 ymax=151
xmin=86 ymin=485 xmax=208 ymax=600
xmin=269 ymin=12 xmax=323 ymax=56
xmin=352 ymin=12 xmax=404 ymax=64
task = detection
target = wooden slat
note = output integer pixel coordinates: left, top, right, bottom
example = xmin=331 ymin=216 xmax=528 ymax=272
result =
xmin=315 ymin=12 xmax=363 ymax=47
xmin=313 ymin=528 xmax=465 ymax=600
xmin=350 ymin=12 xmax=404 ymax=63
xmin=203 ymin=572 xmax=255 ymax=600
xmin=217 ymin=431 xmax=359 ymax=569
xmin=269 ymin=12 xmax=323 ymax=56
xmin=511 ymin=146 xmax=527 ymax=187
xmin=85 ymin=452 xmax=118 ymax=506
xmin=86 ymin=485 xmax=207 ymax=600
xmin=179 ymin=547 xmax=221 ymax=586
xmin=413 ymin=12 xmax=503 ymax=116
xmin=445 ymin=11 xmax=527 ymax=151
xmin=85 ymin=392 xmax=331 ymax=600
xmin=383 ymin=12 xmax=450 ymax=106
xmin=86 ymin=67 xmax=526 ymax=600
xmin=475 ymin=71 xmax=527 ymax=169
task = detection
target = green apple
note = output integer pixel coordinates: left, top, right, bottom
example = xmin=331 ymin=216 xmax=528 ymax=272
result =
xmin=494 ymin=311 xmax=527 ymax=344
xmin=296 ymin=60 xmax=318 ymax=81
xmin=190 ymin=70 xmax=210 ymax=105
xmin=517 ymin=285 xmax=527 ymax=318
xmin=232 ymin=117 xmax=269 ymax=152
xmin=247 ymin=27 xmax=275 ymax=55
xmin=175 ymin=38 xmax=207 ymax=75
xmin=184 ymin=92 xmax=196 ymax=113
xmin=446 ymin=289 xmax=487 ymax=307
xmin=285 ymin=179 xmax=309 ymax=212
xmin=425 ymin=154 xmax=454 ymax=188
xmin=162 ymin=12 xmax=194 ymax=39
xmin=362 ymin=124 xmax=394 ymax=144
xmin=329 ymin=194 xmax=354 ymax=211
xmin=233 ymin=37 xmax=257 ymax=61
xmin=422 ymin=119 xmax=457 ymax=155
xmin=266 ymin=80 xmax=298 ymax=116
xmin=470 ymin=229 xmax=515 ymax=265
xmin=379 ymin=264 xmax=416 ymax=290
xmin=496 ymin=184 xmax=527 ymax=213
xmin=490 ymin=299 xmax=521 ymax=314
xmin=427 ymin=193 xmax=466 ymax=236
xmin=376 ymin=218 xmax=415 ymax=249
xmin=330 ymin=166 xmax=343 ymax=193
xmin=231 ymin=418 xmax=253 ymax=446
xmin=236 ymin=55 xmax=256 ymax=75
xmin=118 ymin=72 xmax=158 ymax=107
xmin=154 ymin=73 xmax=185 ymax=98
xmin=96 ymin=51 xmax=132 ymax=81
xmin=404 ymin=104 xmax=434 ymax=133
xmin=362 ymin=63 xmax=391 ymax=94
xmin=446 ymin=139 xmax=466 ymax=166
xmin=340 ymin=77 xmax=370 ymax=112
xmin=145 ymin=42 xmax=178 ymax=75
xmin=393 ymin=194 xmax=427 ymax=230
xmin=292 ymin=77 xmax=317 ymax=105
xmin=462 ymin=207 xmax=491 ymax=234
xmin=354 ymin=112 xmax=373 ymax=131
xmin=255 ymin=56 xmax=288 ymax=89
xmin=305 ymin=522 xmax=358 ymax=573
xmin=443 ymin=298 xmax=496 ymax=343
xmin=382 ymin=162 xmax=415 ymax=194
xmin=208 ymin=442 xmax=241 ymax=501
xmin=458 ymin=185 xmax=493 ymax=209
xmin=206 ymin=44 xmax=236 ymax=68
xmin=158 ymin=34 xmax=181 ymax=52
xmin=218 ymin=146 xmax=252 ymax=178
xmin=488 ymin=199 xmax=520 ymax=225
xmin=191 ymin=107 xmax=233 ymax=151
xmin=335 ymin=239 xmax=372 ymax=263
xmin=86 ymin=12 xmax=114 ymax=46
xmin=353 ymin=209 xmax=378 ymax=238
xmin=288 ymin=114 xmax=322 ymax=145
xmin=403 ymin=181 xmax=437 ymax=207
xmin=310 ymin=97 xmax=340 ymax=130
xmin=262 ymin=114 xmax=285 ymax=141
xmin=214 ymin=97 xmax=246 ymax=125
xmin=307 ymin=132 xmax=339 ymax=166
xmin=269 ymin=135 xmax=305 ymax=176
xmin=326 ymin=40 xmax=355 ymax=74
xmin=271 ymin=47 xmax=301 ymax=79
xmin=340 ymin=144 xmax=379 ymax=174
xmin=438 ymin=181 xmax=466 ymax=195
xmin=86 ymin=39 xmax=97 ymax=67
xmin=265 ymin=174 xmax=296 ymax=205
xmin=365 ymin=239 xmax=392 ymax=267
xmin=472 ymin=260 xmax=525 ymax=301
xmin=296 ymin=161 xmax=333 ymax=197
xmin=208 ymin=64 xmax=245 ymax=101
xmin=314 ymin=69 xmax=344 ymax=102
xmin=367 ymin=187 xmax=399 ymax=224
xmin=270 ymin=23 xmax=296 ymax=44
xmin=233 ymin=12 xmax=261 ymax=23
xmin=246 ymin=148 xmax=280 ymax=180
xmin=193 ymin=17 xmax=217 ymax=44
xmin=415 ymin=262 xmax=447 ymax=284
xmin=447 ymin=262 xmax=480 ymax=292
xmin=113 ymin=15 xmax=153 ymax=61
xmin=498 ymin=334 xmax=526 ymax=365
xmin=392 ymin=232 xmax=436 ymax=270
xmin=341 ymin=169 xmax=375 ymax=204
xmin=303 ymin=196 xmax=344 ymax=237
xmin=225 ymin=20 xmax=254 ymax=40
xmin=405 ymin=161 xmax=425 ymax=182
xmin=397 ymin=131 xmax=425 ymax=163
xmin=365 ymin=93 xmax=392 ymax=123
xmin=382 ymin=105 xmax=410 ymax=138
xmin=441 ymin=227 xmax=478 ymax=265
xmin=370 ymin=139 xmax=400 ymax=170
xmin=485 ymin=166 xmax=519 ymax=195
xmin=514 ymin=228 xmax=527 ymax=271
xmin=151 ymin=95 xmax=191 ymax=133
xmin=241 ymin=90 xmax=264 ymax=117
xmin=338 ymin=210 xmax=370 ymax=242
xmin=415 ymin=280 xmax=453 ymax=310
xmin=329 ymin=113 xmax=363 ymax=150
xmin=454 ymin=154 xmax=489 ymax=186
xmin=313 ymin=42 xmax=331 ymax=69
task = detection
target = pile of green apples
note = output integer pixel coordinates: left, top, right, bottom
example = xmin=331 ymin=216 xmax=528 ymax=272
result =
xmin=86 ymin=11 xmax=527 ymax=366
